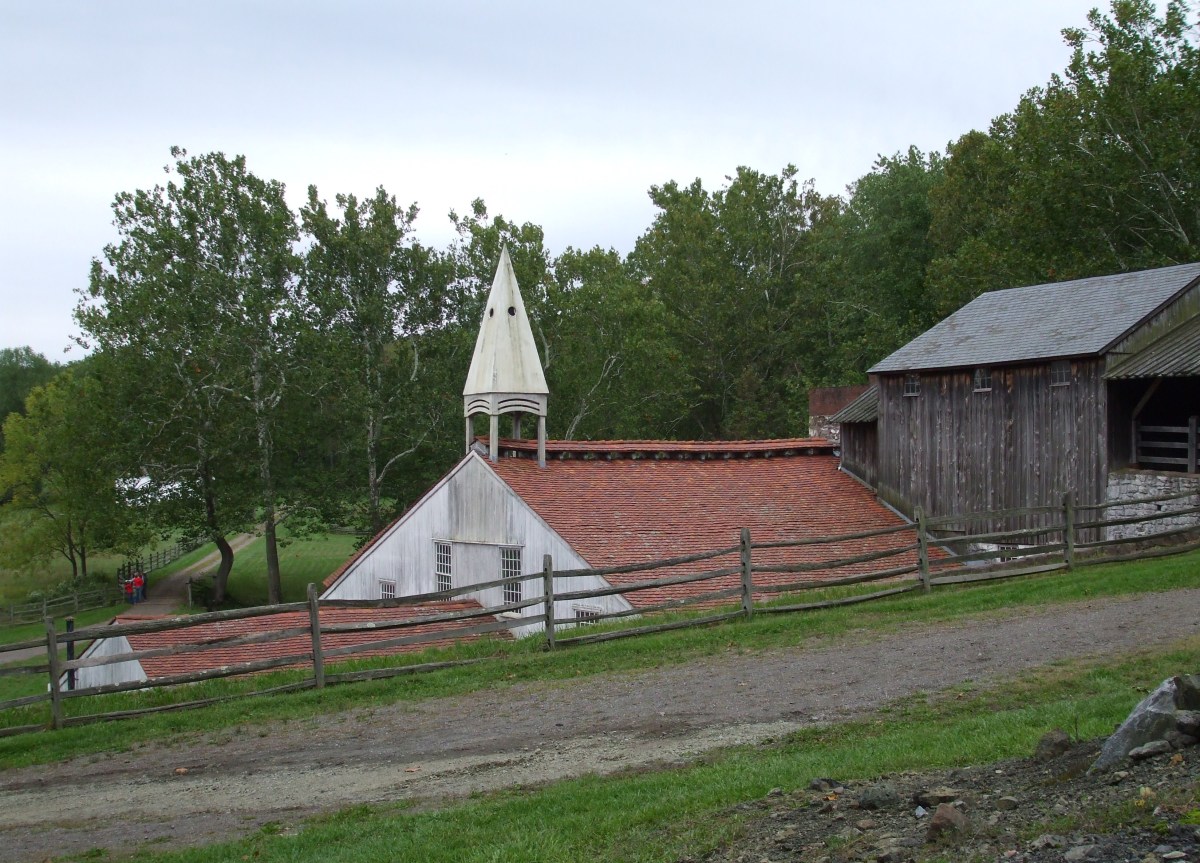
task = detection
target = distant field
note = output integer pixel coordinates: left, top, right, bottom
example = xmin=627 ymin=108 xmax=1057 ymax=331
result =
xmin=222 ymin=528 xmax=360 ymax=605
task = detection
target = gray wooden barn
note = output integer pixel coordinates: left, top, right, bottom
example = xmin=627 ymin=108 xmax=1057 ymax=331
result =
xmin=835 ymin=262 xmax=1200 ymax=536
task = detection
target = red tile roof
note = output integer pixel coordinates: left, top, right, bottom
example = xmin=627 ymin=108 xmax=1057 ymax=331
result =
xmin=495 ymin=436 xmax=835 ymax=457
xmin=490 ymin=447 xmax=922 ymax=608
xmin=116 ymin=601 xmax=497 ymax=679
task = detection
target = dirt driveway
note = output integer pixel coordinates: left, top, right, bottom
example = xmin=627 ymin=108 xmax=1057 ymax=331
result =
xmin=2 ymin=588 xmax=1198 ymax=861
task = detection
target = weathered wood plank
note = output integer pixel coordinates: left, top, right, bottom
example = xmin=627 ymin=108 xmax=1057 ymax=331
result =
xmin=751 ymin=543 xmax=918 ymax=574
xmin=0 ymin=692 xmax=52 ymax=710
xmin=929 ymin=561 xmax=1066 ymax=585
xmin=571 ymin=586 xmax=743 ymax=624
xmin=63 ymin=602 xmax=309 ymax=644
xmin=751 ymin=521 xmax=914 ymax=549
xmin=930 ymin=541 xmax=1066 ymax=568
xmin=323 ymin=658 xmax=487 ymax=685
xmin=553 ymin=566 xmax=742 ymax=603
xmin=556 ymin=611 xmax=742 ymax=647
xmin=321 ymin=616 xmax=537 ymax=659
xmin=62 ymin=625 xmax=314 ymax=671
xmin=758 ymin=582 xmax=921 ymax=613
xmin=751 ymin=563 xmax=920 ymax=595
xmin=553 ymin=544 xmax=742 ymax=579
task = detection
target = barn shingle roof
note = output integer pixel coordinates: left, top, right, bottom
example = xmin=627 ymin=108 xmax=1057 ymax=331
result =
xmin=830 ymin=386 xmax=878 ymax=424
xmin=1105 ymin=312 xmax=1200 ymax=379
xmin=488 ymin=440 xmax=921 ymax=609
xmin=870 ymin=262 xmax=1200 ymax=373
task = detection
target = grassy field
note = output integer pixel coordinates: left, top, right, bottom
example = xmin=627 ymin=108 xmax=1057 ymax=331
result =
xmin=0 ymin=547 xmax=1197 ymax=771
xmin=56 ymin=637 xmax=1200 ymax=863
xmin=223 ymin=528 xmax=360 ymax=605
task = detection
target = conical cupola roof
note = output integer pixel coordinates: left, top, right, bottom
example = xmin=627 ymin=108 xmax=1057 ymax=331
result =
xmin=463 ymin=247 xmax=549 ymax=398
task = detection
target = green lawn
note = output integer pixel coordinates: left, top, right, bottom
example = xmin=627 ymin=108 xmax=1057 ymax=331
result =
xmin=223 ymin=528 xmax=360 ymax=605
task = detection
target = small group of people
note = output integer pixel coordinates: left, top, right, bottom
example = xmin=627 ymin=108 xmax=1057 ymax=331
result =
xmin=123 ymin=571 xmax=146 ymax=604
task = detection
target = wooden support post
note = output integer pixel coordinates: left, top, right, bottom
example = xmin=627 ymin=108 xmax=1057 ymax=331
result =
xmin=916 ymin=506 xmax=931 ymax=593
xmin=489 ymin=414 xmax=499 ymax=462
xmin=45 ymin=617 xmax=63 ymax=730
xmin=543 ymin=554 xmax=556 ymax=650
xmin=1190 ymin=416 xmax=1198 ymax=474
xmin=537 ymin=416 xmax=546 ymax=469
xmin=307 ymin=583 xmax=325 ymax=690
xmin=740 ymin=528 xmax=753 ymax=619
xmin=65 ymin=616 xmax=76 ymax=692
xmin=1063 ymin=491 xmax=1076 ymax=570
xmin=465 ymin=416 xmax=473 ymax=455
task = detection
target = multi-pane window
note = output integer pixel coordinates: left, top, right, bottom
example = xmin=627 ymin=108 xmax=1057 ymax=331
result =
xmin=903 ymin=374 xmax=920 ymax=397
xmin=574 ymin=606 xmax=602 ymax=624
xmin=501 ymin=547 xmax=522 ymax=604
xmin=435 ymin=542 xmax=452 ymax=594
xmin=1051 ymin=360 xmax=1071 ymax=387
xmin=379 ymin=580 xmax=396 ymax=600
xmin=973 ymin=367 xmax=992 ymax=392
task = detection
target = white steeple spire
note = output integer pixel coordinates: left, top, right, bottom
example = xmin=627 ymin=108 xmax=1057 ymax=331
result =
xmin=463 ymin=248 xmax=548 ymax=466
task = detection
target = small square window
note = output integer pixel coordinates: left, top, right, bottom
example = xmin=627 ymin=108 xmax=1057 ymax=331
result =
xmin=903 ymin=374 xmax=920 ymax=397
xmin=574 ymin=605 xmax=602 ymax=624
xmin=379 ymin=580 xmax=396 ymax=600
xmin=1050 ymin=360 xmax=1071 ymax=387
xmin=501 ymin=547 xmax=522 ymax=604
xmin=435 ymin=541 xmax=452 ymax=594
xmin=973 ymin=367 xmax=992 ymax=392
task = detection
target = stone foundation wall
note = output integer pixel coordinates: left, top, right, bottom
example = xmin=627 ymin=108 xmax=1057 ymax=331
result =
xmin=1105 ymin=470 xmax=1200 ymax=540
xmin=808 ymin=415 xmax=841 ymax=443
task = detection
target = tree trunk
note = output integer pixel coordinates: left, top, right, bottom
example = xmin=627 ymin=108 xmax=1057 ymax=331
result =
xmin=366 ymin=407 xmax=382 ymax=535
xmin=264 ymin=507 xmax=282 ymax=605
xmin=204 ymin=486 xmax=234 ymax=605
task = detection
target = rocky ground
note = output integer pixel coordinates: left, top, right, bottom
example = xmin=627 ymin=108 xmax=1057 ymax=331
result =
xmin=697 ymin=736 xmax=1200 ymax=863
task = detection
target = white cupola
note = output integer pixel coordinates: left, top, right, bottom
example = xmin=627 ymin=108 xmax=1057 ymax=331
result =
xmin=463 ymin=247 xmax=548 ymax=466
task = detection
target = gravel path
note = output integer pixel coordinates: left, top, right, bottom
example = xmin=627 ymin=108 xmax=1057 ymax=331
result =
xmin=1 ymin=588 xmax=1198 ymax=862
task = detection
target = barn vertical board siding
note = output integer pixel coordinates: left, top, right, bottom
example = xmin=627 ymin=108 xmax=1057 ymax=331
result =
xmin=876 ymin=360 xmax=1107 ymax=539
xmin=840 ymin=423 xmax=878 ymax=488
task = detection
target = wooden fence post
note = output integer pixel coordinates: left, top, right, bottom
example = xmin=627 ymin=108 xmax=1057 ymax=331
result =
xmin=543 ymin=554 xmax=556 ymax=650
xmin=1063 ymin=491 xmax=1076 ymax=571
xmin=307 ymin=583 xmax=325 ymax=690
xmin=1190 ymin=415 xmax=1198 ymax=474
xmin=740 ymin=528 xmax=753 ymax=620
xmin=45 ymin=617 xmax=64 ymax=730
xmin=916 ymin=506 xmax=931 ymax=593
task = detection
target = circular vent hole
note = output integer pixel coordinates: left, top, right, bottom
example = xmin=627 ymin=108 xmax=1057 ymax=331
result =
xmin=488 ymin=308 xmax=494 ymax=317
xmin=507 ymin=306 xmax=516 ymax=316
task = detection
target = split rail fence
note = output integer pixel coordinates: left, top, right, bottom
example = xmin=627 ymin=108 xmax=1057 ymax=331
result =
xmin=2 ymin=587 xmax=124 ymax=626
xmin=1 ymin=485 xmax=1197 ymax=735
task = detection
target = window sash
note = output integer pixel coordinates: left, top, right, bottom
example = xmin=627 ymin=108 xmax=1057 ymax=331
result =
xmin=501 ymin=547 xmax=522 ymax=604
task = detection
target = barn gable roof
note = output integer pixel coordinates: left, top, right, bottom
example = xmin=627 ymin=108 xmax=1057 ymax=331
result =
xmin=486 ymin=438 xmax=919 ymax=608
xmin=870 ymin=262 xmax=1200 ymax=373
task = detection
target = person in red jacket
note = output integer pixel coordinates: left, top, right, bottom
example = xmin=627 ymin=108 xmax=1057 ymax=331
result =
xmin=132 ymin=572 xmax=145 ymax=603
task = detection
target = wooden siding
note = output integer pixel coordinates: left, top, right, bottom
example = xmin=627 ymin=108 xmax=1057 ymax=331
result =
xmin=73 ymin=634 xmax=144 ymax=690
xmin=839 ymin=423 xmax=878 ymax=488
xmin=875 ymin=359 xmax=1108 ymax=532
xmin=323 ymin=454 xmax=632 ymax=633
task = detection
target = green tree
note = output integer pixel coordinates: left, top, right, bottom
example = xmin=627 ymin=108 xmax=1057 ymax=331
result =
xmin=0 ymin=370 xmax=143 ymax=582
xmin=78 ymin=148 xmax=297 ymax=604
xmin=0 ymin=347 xmax=58 ymax=451
xmin=630 ymin=166 xmax=832 ymax=438
xmin=300 ymin=186 xmax=449 ymax=534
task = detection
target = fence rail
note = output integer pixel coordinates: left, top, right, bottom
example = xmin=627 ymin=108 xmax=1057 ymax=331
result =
xmin=2 ymin=483 xmax=1198 ymax=735
xmin=2 ymin=587 xmax=124 ymax=626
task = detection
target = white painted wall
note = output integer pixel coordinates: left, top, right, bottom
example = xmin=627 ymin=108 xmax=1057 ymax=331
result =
xmin=69 ymin=633 xmax=146 ymax=690
xmin=323 ymin=453 xmax=632 ymax=636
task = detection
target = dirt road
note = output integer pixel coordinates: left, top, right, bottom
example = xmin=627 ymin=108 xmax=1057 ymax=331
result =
xmin=2 ymin=588 xmax=1198 ymax=861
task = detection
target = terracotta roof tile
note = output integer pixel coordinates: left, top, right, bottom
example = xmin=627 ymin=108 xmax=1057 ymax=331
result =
xmin=118 ymin=601 xmax=496 ymax=679
xmin=490 ymin=451 xmax=922 ymax=608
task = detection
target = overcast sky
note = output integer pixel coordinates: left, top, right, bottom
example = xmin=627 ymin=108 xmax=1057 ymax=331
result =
xmin=1 ymin=0 xmax=1106 ymax=360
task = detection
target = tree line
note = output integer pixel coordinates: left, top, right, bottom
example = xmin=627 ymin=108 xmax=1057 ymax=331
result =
xmin=2 ymin=0 xmax=1197 ymax=603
